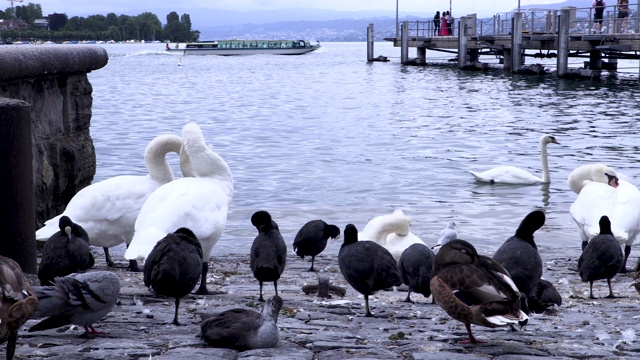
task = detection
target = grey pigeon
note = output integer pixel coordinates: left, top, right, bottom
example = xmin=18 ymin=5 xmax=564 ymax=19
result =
xmin=29 ymin=271 xmax=120 ymax=334
xmin=201 ymin=295 xmax=283 ymax=350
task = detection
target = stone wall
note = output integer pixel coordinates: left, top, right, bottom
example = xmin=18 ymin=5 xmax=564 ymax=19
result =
xmin=0 ymin=46 xmax=108 ymax=227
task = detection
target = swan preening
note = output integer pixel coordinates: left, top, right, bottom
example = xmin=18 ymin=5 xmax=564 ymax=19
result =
xmin=125 ymin=122 xmax=234 ymax=294
xmin=570 ymin=179 xmax=640 ymax=272
xmin=469 ymin=134 xmax=560 ymax=185
xmin=35 ymin=134 xmax=185 ymax=270
xmin=358 ymin=209 xmax=426 ymax=263
xmin=567 ymin=163 xmax=618 ymax=194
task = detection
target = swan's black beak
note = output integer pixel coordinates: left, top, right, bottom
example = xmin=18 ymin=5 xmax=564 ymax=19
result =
xmin=550 ymin=136 xmax=560 ymax=145
xmin=605 ymin=173 xmax=619 ymax=188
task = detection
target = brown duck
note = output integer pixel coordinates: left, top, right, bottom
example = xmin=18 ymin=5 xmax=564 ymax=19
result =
xmin=430 ymin=239 xmax=527 ymax=344
xmin=0 ymin=255 xmax=38 ymax=359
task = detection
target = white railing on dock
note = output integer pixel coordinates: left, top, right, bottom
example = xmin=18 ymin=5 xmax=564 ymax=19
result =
xmin=400 ymin=2 xmax=640 ymax=38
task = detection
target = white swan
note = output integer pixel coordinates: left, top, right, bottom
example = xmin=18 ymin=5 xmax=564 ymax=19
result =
xmin=432 ymin=221 xmax=457 ymax=252
xmin=567 ymin=164 xmax=618 ymax=194
xmin=359 ymin=209 xmax=426 ymax=263
xmin=468 ymin=134 xmax=560 ymax=185
xmin=35 ymin=134 xmax=185 ymax=270
xmin=124 ymin=122 xmax=234 ymax=294
xmin=570 ymin=179 xmax=640 ymax=272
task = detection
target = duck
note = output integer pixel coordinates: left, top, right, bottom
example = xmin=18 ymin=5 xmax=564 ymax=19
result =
xmin=577 ymin=216 xmax=624 ymax=299
xmin=35 ymin=134 xmax=185 ymax=271
xmin=29 ymin=271 xmax=120 ymax=334
xmin=468 ymin=134 xmax=560 ymax=185
xmin=528 ymin=279 xmax=562 ymax=314
xmin=338 ymin=224 xmax=402 ymax=317
xmin=433 ymin=221 xmax=457 ymax=252
xmin=0 ymin=255 xmax=38 ymax=360
xmin=492 ymin=210 xmax=546 ymax=315
xmin=125 ymin=122 xmax=234 ymax=294
xmin=38 ymin=216 xmax=94 ymax=286
xmin=567 ymin=163 xmax=618 ymax=194
xmin=359 ymin=209 xmax=426 ymax=263
xmin=143 ymin=228 xmax=203 ymax=325
xmin=430 ymin=239 xmax=528 ymax=344
xmin=569 ymin=178 xmax=640 ymax=272
xmin=200 ymin=295 xmax=283 ymax=350
xmin=250 ymin=211 xmax=287 ymax=302
xmin=398 ymin=243 xmax=435 ymax=303
xmin=292 ymin=220 xmax=340 ymax=272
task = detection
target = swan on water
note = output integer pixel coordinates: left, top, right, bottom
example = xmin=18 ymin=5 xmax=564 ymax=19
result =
xmin=124 ymin=122 xmax=234 ymax=294
xmin=35 ymin=134 xmax=186 ymax=271
xmin=468 ymin=134 xmax=560 ymax=185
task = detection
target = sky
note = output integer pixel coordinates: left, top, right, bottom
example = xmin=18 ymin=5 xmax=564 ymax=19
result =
xmin=38 ymin=0 xmax=566 ymax=19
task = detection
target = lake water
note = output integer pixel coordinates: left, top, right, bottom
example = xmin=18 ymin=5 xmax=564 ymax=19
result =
xmin=87 ymin=42 xmax=640 ymax=257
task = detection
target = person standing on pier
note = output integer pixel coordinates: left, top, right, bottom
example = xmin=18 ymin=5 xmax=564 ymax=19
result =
xmin=592 ymin=0 xmax=606 ymax=34
xmin=440 ymin=11 xmax=448 ymax=36
xmin=448 ymin=13 xmax=454 ymax=36
xmin=617 ymin=0 xmax=629 ymax=33
xmin=434 ymin=11 xmax=440 ymax=36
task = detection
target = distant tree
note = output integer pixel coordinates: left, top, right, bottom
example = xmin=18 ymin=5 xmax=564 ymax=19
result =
xmin=64 ymin=16 xmax=84 ymax=31
xmin=136 ymin=12 xmax=162 ymax=41
xmin=105 ymin=12 xmax=118 ymax=28
xmin=84 ymin=14 xmax=106 ymax=33
xmin=15 ymin=3 xmax=42 ymax=25
xmin=166 ymin=11 xmax=179 ymax=24
xmin=0 ymin=10 xmax=6 ymax=20
xmin=164 ymin=11 xmax=196 ymax=42
xmin=48 ymin=13 xmax=68 ymax=31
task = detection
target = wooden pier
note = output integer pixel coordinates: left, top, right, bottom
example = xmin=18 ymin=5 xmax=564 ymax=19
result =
xmin=370 ymin=5 xmax=640 ymax=78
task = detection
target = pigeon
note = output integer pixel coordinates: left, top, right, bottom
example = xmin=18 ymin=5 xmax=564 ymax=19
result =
xmin=29 ymin=271 xmax=120 ymax=334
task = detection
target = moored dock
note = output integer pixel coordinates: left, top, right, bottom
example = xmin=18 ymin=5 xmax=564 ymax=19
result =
xmin=370 ymin=4 xmax=640 ymax=79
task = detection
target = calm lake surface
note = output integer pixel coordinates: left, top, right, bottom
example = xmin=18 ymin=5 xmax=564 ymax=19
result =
xmin=87 ymin=42 xmax=640 ymax=256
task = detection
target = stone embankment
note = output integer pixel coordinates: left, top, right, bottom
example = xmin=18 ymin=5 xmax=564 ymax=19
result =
xmin=11 ymin=243 xmax=640 ymax=359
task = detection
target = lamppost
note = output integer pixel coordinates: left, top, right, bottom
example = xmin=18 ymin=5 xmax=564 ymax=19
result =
xmin=396 ymin=0 xmax=399 ymax=38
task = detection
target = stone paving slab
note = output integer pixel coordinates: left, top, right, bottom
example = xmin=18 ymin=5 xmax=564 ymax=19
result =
xmin=5 ymin=245 xmax=640 ymax=359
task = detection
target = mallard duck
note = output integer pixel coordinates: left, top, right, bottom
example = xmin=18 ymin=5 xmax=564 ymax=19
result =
xmin=250 ymin=211 xmax=287 ymax=302
xmin=430 ymin=239 xmax=528 ymax=344
xmin=493 ymin=210 xmax=546 ymax=315
xmin=577 ymin=216 xmax=624 ymax=299
xmin=293 ymin=220 xmax=340 ymax=272
xmin=338 ymin=224 xmax=402 ymax=317
xmin=0 ymin=256 xmax=38 ymax=360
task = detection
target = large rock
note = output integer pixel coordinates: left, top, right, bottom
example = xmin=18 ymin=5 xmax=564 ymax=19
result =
xmin=0 ymin=45 xmax=108 ymax=227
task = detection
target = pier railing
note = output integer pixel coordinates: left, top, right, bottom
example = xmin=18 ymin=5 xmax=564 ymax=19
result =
xmin=402 ymin=3 xmax=640 ymax=38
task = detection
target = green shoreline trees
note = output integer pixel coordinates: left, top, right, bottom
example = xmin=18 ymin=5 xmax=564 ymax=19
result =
xmin=0 ymin=3 xmax=199 ymax=42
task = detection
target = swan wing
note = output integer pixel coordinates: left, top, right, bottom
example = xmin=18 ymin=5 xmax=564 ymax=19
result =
xmin=469 ymin=166 xmax=543 ymax=184
xmin=125 ymin=177 xmax=231 ymax=262
xmin=36 ymin=175 xmax=162 ymax=247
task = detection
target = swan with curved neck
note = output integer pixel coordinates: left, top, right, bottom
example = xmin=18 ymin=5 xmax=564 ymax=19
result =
xmin=35 ymin=134 xmax=186 ymax=270
xmin=359 ymin=209 xmax=426 ymax=263
xmin=468 ymin=134 xmax=560 ymax=185
xmin=567 ymin=163 xmax=617 ymax=194
xmin=125 ymin=122 xmax=234 ymax=294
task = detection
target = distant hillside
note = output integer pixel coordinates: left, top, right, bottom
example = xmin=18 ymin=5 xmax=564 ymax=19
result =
xmin=198 ymin=16 xmax=430 ymax=41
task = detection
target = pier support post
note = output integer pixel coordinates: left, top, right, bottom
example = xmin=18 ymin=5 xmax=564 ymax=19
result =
xmin=416 ymin=47 xmax=426 ymax=65
xmin=367 ymin=23 xmax=375 ymax=62
xmin=511 ymin=12 xmax=523 ymax=72
xmin=557 ymin=8 xmax=570 ymax=77
xmin=401 ymin=21 xmax=409 ymax=65
xmin=458 ymin=16 xmax=468 ymax=69
xmin=0 ymin=98 xmax=37 ymax=274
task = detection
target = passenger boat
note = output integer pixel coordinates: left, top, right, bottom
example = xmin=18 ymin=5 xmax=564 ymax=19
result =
xmin=165 ymin=40 xmax=320 ymax=56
